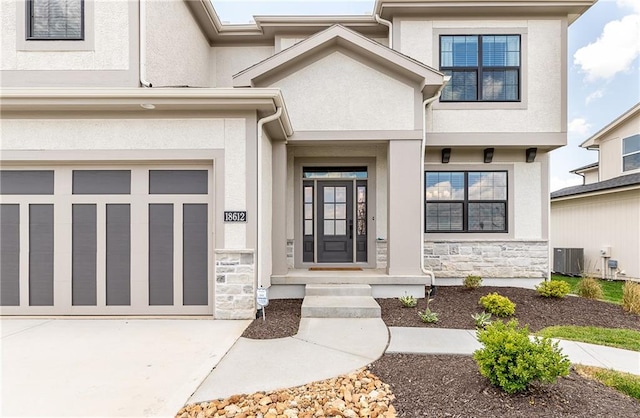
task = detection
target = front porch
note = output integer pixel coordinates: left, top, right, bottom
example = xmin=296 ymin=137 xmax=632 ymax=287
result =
xmin=269 ymin=268 xmax=432 ymax=299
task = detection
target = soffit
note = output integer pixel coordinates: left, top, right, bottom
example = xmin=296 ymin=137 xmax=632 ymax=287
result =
xmin=374 ymin=0 xmax=597 ymax=24
xmin=580 ymin=103 xmax=640 ymax=149
xmin=233 ymin=24 xmax=445 ymax=99
xmin=0 ymin=88 xmax=294 ymax=140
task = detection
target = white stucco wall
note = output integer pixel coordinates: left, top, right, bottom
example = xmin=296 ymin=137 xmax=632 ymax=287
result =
xmin=397 ymin=19 xmax=563 ymax=134
xmin=270 ymin=51 xmax=416 ymax=131
xmin=1 ymin=0 xmax=129 ymax=71
xmin=214 ymin=46 xmax=274 ymax=87
xmin=551 ymin=190 xmax=640 ymax=280
xmin=145 ymin=0 xmax=210 ymax=87
xmin=1 ymin=119 xmax=227 ymax=150
xmin=514 ymin=161 xmax=542 ymax=239
xmin=223 ymin=118 xmax=248 ymax=249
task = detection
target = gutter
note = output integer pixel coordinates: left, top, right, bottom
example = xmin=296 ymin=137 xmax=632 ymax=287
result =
xmin=139 ymin=0 xmax=152 ymax=87
xmin=374 ymin=14 xmax=393 ymax=48
xmin=420 ymin=77 xmax=450 ymax=291
xmin=256 ymin=107 xmax=284 ymax=292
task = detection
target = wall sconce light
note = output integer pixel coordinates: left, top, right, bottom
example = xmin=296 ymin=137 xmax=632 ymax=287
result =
xmin=484 ymin=148 xmax=494 ymax=163
xmin=441 ymin=148 xmax=451 ymax=164
xmin=526 ymin=147 xmax=537 ymax=163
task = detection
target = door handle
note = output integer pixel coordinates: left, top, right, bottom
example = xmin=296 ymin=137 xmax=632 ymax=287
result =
xmin=349 ymin=219 xmax=353 ymax=239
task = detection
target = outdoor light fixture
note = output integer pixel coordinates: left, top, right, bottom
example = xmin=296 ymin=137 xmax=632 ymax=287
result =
xmin=526 ymin=147 xmax=537 ymax=163
xmin=441 ymin=148 xmax=451 ymax=164
xmin=484 ymin=148 xmax=494 ymax=163
xmin=140 ymin=103 xmax=155 ymax=110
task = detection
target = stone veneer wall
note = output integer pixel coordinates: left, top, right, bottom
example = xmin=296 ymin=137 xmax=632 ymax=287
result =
xmin=376 ymin=240 xmax=388 ymax=269
xmin=214 ymin=250 xmax=255 ymax=319
xmin=424 ymin=241 xmax=548 ymax=278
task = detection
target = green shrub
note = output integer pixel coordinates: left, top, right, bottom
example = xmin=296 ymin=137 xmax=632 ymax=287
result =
xmin=473 ymin=319 xmax=571 ymax=394
xmin=399 ymin=293 xmax=417 ymax=308
xmin=577 ymin=277 xmax=603 ymax=300
xmin=536 ymin=280 xmax=571 ymax=298
xmin=418 ymin=309 xmax=439 ymax=323
xmin=622 ymin=281 xmax=640 ymax=315
xmin=464 ymin=275 xmax=483 ymax=289
xmin=472 ymin=311 xmax=492 ymax=328
xmin=479 ymin=292 xmax=515 ymax=317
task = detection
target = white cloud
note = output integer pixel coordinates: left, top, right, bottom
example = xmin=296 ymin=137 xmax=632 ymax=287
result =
xmin=573 ymin=12 xmax=640 ymax=82
xmin=585 ymin=88 xmax=605 ymax=104
xmin=550 ymin=176 xmax=583 ymax=192
xmin=568 ymin=118 xmax=592 ymax=136
xmin=617 ymin=0 xmax=640 ymax=14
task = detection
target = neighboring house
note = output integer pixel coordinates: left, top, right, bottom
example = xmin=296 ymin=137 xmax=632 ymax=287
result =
xmin=0 ymin=0 xmax=595 ymax=318
xmin=551 ymin=103 xmax=640 ymax=281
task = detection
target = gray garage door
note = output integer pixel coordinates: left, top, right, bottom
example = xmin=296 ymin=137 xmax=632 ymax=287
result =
xmin=0 ymin=166 xmax=213 ymax=315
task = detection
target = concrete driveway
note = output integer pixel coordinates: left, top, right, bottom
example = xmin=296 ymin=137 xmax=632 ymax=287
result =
xmin=1 ymin=318 xmax=250 ymax=417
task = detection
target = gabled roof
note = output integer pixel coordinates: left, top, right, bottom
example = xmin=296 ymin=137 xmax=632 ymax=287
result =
xmin=551 ymin=172 xmax=640 ymax=200
xmin=232 ymin=24 xmax=445 ymax=99
xmin=581 ymin=102 xmax=640 ymax=149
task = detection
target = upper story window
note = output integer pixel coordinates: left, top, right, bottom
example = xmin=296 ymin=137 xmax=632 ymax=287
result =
xmin=623 ymin=134 xmax=640 ymax=172
xmin=27 ymin=0 xmax=84 ymax=40
xmin=425 ymin=171 xmax=508 ymax=233
xmin=440 ymin=35 xmax=520 ymax=102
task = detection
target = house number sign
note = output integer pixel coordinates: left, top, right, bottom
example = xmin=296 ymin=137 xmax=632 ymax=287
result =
xmin=224 ymin=211 xmax=247 ymax=222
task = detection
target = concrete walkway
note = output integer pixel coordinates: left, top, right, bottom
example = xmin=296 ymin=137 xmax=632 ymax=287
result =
xmin=388 ymin=327 xmax=640 ymax=375
xmin=190 ymin=324 xmax=639 ymax=405
xmin=188 ymin=318 xmax=388 ymax=403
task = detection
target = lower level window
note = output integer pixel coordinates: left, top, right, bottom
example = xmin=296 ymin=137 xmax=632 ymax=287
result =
xmin=425 ymin=171 xmax=507 ymax=232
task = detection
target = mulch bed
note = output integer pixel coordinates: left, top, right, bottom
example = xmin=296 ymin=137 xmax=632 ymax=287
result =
xmin=379 ymin=285 xmax=640 ymax=332
xmin=238 ymin=286 xmax=640 ymax=416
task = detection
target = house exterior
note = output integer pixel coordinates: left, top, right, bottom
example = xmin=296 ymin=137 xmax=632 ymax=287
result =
xmin=551 ymin=103 xmax=640 ymax=281
xmin=0 ymin=0 xmax=595 ymax=318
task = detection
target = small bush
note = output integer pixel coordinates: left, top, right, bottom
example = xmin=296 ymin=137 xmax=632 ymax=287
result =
xmin=464 ymin=275 xmax=483 ymax=289
xmin=577 ymin=277 xmax=603 ymax=300
xmin=536 ymin=280 xmax=571 ymax=298
xmin=622 ymin=281 xmax=640 ymax=315
xmin=472 ymin=311 xmax=492 ymax=328
xmin=479 ymin=292 xmax=515 ymax=317
xmin=399 ymin=293 xmax=417 ymax=308
xmin=418 ymin=309 xmax=439 ymax=323
xmin=473 ymin=319 xmax=571 ymax=394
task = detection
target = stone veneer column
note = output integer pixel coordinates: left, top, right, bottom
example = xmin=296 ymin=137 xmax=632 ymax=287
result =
xmin=214 ymin=250 xmax=255 ymax=319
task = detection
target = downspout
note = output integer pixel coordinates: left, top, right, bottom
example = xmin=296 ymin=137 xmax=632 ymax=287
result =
xmin=139 ymin=0 xmax=152 ymax=87
xmin=374 ymin=14 xmax=393 ymax=48
xmin=421 ymin=77 xmax=450 ymax=290
xmin=256 ymin=107 xmax=283 ymax=291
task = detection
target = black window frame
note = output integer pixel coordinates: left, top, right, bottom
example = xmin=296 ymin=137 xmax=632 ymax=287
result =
xmin=439 ymin=34 xmax=521 ymax=102
xmin=425 ymin=170 xmax=509 ymax=233
xmin=26 ymin=0 xmax=85 ymax=41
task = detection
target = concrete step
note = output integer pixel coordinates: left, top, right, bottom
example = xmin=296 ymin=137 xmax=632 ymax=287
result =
xmin=301 ymin=296 xmax=381 ymax=318
xmin=304 ymin=284 xmax=372 ymax=297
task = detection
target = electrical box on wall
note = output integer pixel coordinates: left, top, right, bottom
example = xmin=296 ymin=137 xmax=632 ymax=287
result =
xmin=600 ymin=246 xmax=612 ymax=257
xmin=608 ymin=259 xmax=618 ymax=269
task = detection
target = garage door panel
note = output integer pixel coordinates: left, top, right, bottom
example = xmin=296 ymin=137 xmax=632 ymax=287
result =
xmin=29 ymin=204 xmax=54 ymax=306
xmin=149 ymin=170 xmax=208 ymax=195
xmin=1 ymin=204 xmax=20 ymax=306
xmin=0 ymin=170 xmax=54 ymax=195
xmin=72 ymin=204 xmax=97 ymax=306
xmin=72 ymin=170 xmax=131 ymax=195
xmin=149 ymin=204 xmax=174 ymax=306
xmin=106 ymin=204 xmax=131 ymax=306
xmin=183 ymin=204 xmax=208 ymax=306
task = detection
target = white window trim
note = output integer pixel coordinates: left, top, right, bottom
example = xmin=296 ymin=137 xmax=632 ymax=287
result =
xmin=16 ymin=0 xmax=94 ymax=51
xmin=622 ymin=134 xmax=640 ymax=173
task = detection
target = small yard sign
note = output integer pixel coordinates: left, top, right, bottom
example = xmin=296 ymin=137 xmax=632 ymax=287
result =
xmin=256 ymin=287 xmax=269 ymax=307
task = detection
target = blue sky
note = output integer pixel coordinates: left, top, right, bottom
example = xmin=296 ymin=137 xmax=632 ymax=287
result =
xmin=213 ymin=0 xmax=640 ymax=191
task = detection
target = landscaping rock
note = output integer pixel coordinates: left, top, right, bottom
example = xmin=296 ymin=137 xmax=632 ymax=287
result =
xmin=176 ymin=369 xmax=395 ymax=418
